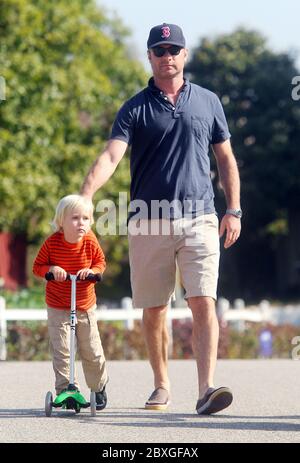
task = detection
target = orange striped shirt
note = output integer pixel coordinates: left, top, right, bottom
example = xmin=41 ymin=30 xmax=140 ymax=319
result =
xmin=33 ymin=230 xmax=106 ymax=311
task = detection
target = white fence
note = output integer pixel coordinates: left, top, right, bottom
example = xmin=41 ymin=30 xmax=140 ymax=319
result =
xmin=1 ymin=295 xmax=300 ymax=361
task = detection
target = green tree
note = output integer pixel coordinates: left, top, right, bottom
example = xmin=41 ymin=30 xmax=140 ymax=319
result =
xmin=187 ymin=28 xmax=300 ymax=300
xmin=0 ymin=0 xmax=147 ymax=292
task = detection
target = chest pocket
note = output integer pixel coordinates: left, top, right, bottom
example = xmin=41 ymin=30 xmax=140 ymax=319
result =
xmin=191 ymin=116 xmax=211 ymax=141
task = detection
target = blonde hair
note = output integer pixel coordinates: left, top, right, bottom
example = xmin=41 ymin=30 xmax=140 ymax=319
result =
xmin=51 ymin=194 xmax=94 ymax=232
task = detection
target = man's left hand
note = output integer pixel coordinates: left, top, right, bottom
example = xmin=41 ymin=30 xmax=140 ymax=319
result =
xmin=219 ymin=215 xmax=241 ymax=249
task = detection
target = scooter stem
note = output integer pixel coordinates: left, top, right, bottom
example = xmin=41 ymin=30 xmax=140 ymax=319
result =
xmin=69 ymin=274 xmax=77 ymax=386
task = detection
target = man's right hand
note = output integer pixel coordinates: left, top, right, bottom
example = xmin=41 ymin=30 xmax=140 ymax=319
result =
xmin=49 ymin=266 xmax=67 ymax=281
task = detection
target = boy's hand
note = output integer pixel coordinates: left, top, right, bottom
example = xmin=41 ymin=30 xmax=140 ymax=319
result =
xmin=49 ymin=266 xmax=67 ymax=281
xmin=77 ymin=268 xmax=94 ymax=280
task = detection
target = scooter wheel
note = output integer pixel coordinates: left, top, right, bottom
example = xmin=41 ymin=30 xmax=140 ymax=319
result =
xmin=45 ymin=391 xmax=53 ymax=417
xmin=90 ymin=391 xmax=96 ymax=417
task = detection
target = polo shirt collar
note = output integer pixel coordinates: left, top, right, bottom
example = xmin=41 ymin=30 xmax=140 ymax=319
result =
xmin=148 ymin=76 xmax=190 ymax=94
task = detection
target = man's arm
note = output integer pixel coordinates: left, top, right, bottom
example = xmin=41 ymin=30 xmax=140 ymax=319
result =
xmin=212 ymin=139 xmax=241 ymax=249
xmin=80 ymin=139 xmax=128 ymax=199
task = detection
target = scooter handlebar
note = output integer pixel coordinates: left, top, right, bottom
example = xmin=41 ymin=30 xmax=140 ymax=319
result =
xmin=45 ymin=272 xmax=102 ymax=282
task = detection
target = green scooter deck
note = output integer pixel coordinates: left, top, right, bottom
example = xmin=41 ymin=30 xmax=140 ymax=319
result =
xmin=53 ymin=390 xmax=89 ymax=408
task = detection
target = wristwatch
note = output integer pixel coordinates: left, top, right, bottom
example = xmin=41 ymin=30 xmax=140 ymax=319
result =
xmin=226 ymin=208 xmax=243 ymax=219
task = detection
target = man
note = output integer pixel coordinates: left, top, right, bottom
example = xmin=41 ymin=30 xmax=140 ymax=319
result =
xmin=81 ymin=23 xmax=241 ymax=415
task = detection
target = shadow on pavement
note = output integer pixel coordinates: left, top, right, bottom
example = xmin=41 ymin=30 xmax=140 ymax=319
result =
xmin=1 ymin=409 xmax=300 ymax=432
xmin=75 ymin=410 xmax=300 ymax=432
xmin=0 ymin=409 xmax=79 ymax=418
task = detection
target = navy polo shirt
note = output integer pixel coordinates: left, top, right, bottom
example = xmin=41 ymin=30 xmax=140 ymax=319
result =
xmin=110 ymin=77 xmax=230 ymax=220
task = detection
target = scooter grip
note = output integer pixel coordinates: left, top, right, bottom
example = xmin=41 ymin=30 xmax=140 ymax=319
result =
xmin=45 ymin=272 xmax=102 ymax=282
xmin=85 ymin=273 xmax=102 ymax=282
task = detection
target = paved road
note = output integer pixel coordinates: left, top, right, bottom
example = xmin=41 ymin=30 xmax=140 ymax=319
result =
xmin=0 ymin=360 xmax=300 ymax=443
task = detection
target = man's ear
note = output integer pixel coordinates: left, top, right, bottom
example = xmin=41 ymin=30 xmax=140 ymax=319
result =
xmin=184 ymin=48 xmax=188 ymax=60
xmin=147 ymin=50 xmax=151 ymax=61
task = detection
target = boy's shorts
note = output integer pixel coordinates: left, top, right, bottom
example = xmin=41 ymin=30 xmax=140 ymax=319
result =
xmin=128 ymin=213 xmax=220 ymax=308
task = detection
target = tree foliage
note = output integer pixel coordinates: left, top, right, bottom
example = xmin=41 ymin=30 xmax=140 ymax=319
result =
xmin=0 ymin=0 xmax=148 ymax=290
xmin=0 ymin=0 xmax=146 ymax=241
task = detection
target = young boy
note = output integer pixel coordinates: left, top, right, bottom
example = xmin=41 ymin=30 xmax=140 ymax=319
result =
xmin=33 ymin=194 xmax=108 ymax=410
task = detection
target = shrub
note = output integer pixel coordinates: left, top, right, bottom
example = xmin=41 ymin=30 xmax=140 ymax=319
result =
xmin=7 ymin=321 xmax=50 ymax=360
xmin=4 ymin=319 xmax=300 ymax=360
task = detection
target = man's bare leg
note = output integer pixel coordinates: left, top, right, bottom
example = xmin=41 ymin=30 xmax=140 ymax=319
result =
xmin=188 ymin=296 xmax=219 ymax=399
xmin=188 ymin=295 xmax=233 ymax=414
xmin=142 ymin=305 xmax=170 ymax=390
xmin=142 ymin=305 xmax=171 ymax=409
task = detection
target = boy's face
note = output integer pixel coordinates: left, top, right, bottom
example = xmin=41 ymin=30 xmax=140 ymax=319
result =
xmin=62 ymin=206 xmax=91 ymax=243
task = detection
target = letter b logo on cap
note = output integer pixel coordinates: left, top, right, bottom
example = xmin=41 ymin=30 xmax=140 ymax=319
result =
xmin=161 ymin=26 xmax=171 ymax=39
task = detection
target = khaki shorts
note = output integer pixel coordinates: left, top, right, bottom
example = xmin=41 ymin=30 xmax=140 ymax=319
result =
xmin=128 ymin=213 xmax=220 ymax=308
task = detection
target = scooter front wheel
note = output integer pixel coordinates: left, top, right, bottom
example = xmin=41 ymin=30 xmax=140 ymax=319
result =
xmin=90 ymin=391 xmax=96 ymax=417
xmin=45 ymin=391 xmax=53 ymax=417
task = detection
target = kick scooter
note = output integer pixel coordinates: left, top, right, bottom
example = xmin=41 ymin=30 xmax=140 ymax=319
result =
xmin=44 ymin=271 xmax=102 ymax=417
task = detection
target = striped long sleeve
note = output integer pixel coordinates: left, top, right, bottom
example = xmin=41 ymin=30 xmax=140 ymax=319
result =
xmin=33 ymin=230 xmax=106 ymax=310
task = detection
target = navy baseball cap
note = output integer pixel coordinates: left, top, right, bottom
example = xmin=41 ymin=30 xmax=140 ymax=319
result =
xmin=147 ymin=23 xmax=186 ymax=49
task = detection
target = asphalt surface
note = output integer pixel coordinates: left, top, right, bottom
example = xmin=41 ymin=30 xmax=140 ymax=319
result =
xmin=0 ymin=360 xmax=300 ymax=444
